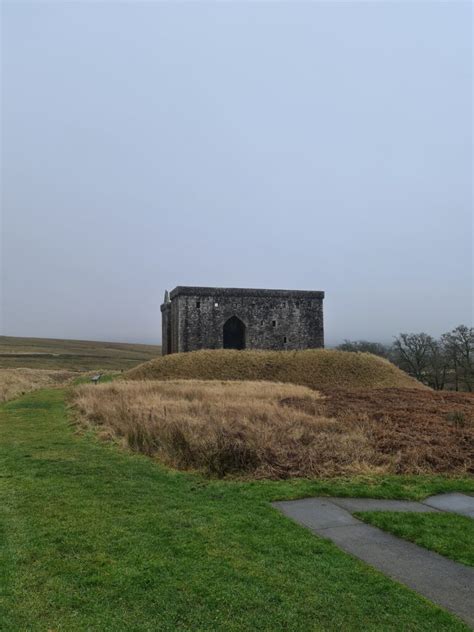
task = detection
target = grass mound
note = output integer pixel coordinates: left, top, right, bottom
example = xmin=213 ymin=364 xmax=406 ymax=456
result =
xmin=71 ymin=379 xmax=473 ymax=479
xmin=126 ymin=349 xmax=424 ymax=391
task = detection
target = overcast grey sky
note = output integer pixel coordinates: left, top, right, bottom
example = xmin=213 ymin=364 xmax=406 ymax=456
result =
xmin=1 ymin=1 xmax=472 ymax=345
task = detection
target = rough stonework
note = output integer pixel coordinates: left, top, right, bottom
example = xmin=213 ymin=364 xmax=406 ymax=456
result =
xmin=161 ymin=286 xmax=324 ymax=355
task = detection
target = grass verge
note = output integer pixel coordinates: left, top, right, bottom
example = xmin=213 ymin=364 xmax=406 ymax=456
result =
xmin=355 ymin=511 xmax=474 ymax=567
xmin=1 ymin=388 xmax=473 ymax=631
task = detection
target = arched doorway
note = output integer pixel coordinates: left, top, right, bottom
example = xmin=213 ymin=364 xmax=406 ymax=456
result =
xmin=223 ymin=316 xmax=246 ymax=350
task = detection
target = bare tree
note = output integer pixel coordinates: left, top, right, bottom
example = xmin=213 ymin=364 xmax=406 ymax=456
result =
xmin=442 ymin=331 xmax=460 ymax=391
xmin=391 ymin=333 xmax=433 ymax=383
xmin=336 ymin=340 xmax=389 ymax=357
xmin=442 ymin=325 xmax=474 ymax=391
xmin=425 ymin=338 xmax=448 ymax=390
xmin=340 ymin=326 xmax=472 ymax=391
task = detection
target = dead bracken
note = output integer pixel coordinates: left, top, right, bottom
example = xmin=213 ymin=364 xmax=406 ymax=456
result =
xmin=71 ymin=379 xmax=474 ymax=479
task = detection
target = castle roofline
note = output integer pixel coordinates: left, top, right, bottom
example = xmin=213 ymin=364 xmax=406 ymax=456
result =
xmin=169 ymin=286 xmax=325 ymax=300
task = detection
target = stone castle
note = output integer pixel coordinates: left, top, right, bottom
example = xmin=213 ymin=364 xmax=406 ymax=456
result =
xmin=161 ymin=286 xmax=324 ymax=355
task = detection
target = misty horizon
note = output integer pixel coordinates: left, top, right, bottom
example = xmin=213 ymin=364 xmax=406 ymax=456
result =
xmin=1 ymin=1 xmax=472 ymax=347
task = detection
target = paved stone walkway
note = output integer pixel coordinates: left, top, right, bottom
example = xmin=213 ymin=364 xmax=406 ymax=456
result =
xmin=273 ymin=493 xmax=474 ymax=627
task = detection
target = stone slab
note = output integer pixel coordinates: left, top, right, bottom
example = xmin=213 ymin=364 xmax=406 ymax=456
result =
xmin=323 ymin=522 xmax=474 ymax=626
xmin=330 ymin=498 xmax=438 ymax=513
xmin=273 ymin=496 xmax=474 ymax=626
xmin=423 ymin=493 xmax=474 ymax=518
xmin=274 ymin=498 xmax=359 ymax=530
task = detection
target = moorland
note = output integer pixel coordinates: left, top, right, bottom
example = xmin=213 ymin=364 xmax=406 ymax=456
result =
xmin=1 ymin=339 xmax=473 ymax=631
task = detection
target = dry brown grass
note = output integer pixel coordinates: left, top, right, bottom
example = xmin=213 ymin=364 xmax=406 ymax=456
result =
xmin=70 ymin=379 xmax=473 ymax=479
xmin=0 ymin=335 xmax=160 ymax=370
xmin=126 ymin=349 xmax=424 ymax=391
xmin=0 ymin=368 xmax=77 ymax=403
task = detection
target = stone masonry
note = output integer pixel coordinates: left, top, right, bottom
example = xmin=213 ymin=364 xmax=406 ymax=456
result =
xmin=161 ymin=286 xmax=324 ymax=355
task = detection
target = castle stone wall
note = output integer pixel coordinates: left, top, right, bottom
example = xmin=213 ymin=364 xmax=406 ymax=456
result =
xmin=162 ymin=286 xmax=324 ymax=355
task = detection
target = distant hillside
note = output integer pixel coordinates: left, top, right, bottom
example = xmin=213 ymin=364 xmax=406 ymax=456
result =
xmin=126 ymin=348 xmax=425 ymax=390
xmin=0 ymin=336 xmax=161 ymax=371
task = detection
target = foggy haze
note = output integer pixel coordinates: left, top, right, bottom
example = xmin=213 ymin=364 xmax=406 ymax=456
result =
xmin=1 ymin=1 xmax=472 ymax=346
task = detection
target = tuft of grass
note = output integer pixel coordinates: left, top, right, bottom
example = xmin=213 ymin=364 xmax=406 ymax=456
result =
xmin=1 ymin=387 xmax=472 ymax=631
xmin=446 ymin=411 xmax=472 ymax=429
xmin=70 ymin=379 xmax=473 ymax=479
xmin=355 ymin=511 xmax=474 ymax=567
xmin=126 ymin=348 xmax=425 ymax=390
xmin=0 ymin=368 xmax=77 ymax=403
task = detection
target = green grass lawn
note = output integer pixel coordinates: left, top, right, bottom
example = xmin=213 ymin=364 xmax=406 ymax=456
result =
xmin=1 ymin=389 xmax=473 ymax=631
xmin=355 ymin=511 xmax=474 ymax=567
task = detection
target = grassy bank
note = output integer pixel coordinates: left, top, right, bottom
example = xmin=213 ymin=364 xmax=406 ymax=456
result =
xmin=126 ymin=348 xmax=424 ymax=390
xmin=1 ymin=387 xmax=473 ymax=631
